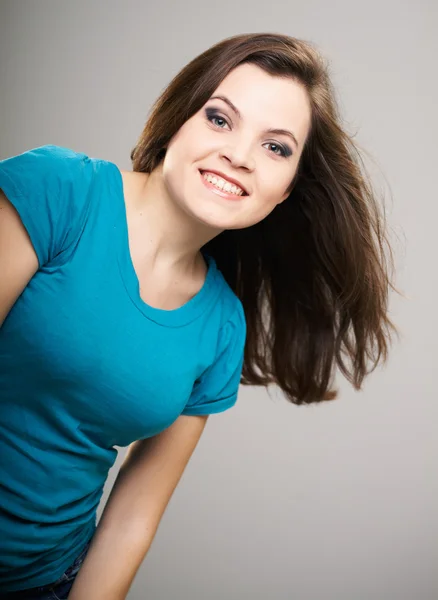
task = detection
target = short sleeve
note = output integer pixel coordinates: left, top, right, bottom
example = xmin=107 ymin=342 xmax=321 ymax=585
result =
xmin=0 ymin=144 xmax=93 ymax=267
xmin=182 ymin=300 xmax=247 ymax=416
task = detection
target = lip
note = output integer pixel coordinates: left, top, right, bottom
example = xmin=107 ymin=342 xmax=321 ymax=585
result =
xmin=199 ymin=170 xmax=245 ymax=201
xmin=199 ymin=169 xmax=249 ymax=195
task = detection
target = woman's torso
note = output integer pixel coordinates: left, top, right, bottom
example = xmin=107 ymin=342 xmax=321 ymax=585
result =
xmin=0 ymin=150 xmax=234 ymax=590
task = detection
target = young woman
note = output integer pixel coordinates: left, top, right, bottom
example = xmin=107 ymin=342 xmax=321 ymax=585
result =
xmin=0 ymin=32 xmax=396 ymax=599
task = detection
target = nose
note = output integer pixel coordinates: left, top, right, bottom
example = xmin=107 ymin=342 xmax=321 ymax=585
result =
xmin=219 ymin=143 xmax=255 ymax=171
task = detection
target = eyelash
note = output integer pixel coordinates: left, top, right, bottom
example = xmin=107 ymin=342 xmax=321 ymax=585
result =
xmin=204 ymin=108 xmax=292 ymax=158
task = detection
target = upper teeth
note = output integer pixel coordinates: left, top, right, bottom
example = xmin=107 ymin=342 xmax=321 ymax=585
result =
xmin=202 ymin=172 xmax=245 ymax=196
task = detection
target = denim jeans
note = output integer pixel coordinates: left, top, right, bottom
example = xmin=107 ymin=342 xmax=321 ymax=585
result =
xmin=0 ymin=537 xmax=93 ymax=600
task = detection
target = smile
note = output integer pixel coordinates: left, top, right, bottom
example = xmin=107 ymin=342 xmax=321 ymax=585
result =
xmin=199 ymin=170 xmax=247 ymax=200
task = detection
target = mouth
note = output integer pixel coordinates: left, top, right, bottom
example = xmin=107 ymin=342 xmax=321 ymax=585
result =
xmin=199 ymin=169 xmax=249 ymax=200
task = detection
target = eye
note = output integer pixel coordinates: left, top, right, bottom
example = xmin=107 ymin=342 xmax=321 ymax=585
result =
xmin=263 ymin=142 xmax=290 ymax=157
xmin=205 ymin=108 xmax=230 ymax=130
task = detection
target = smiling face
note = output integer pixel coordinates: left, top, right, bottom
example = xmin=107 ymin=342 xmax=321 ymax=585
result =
xmin=161 ymin=62 xmax=312 ymax=230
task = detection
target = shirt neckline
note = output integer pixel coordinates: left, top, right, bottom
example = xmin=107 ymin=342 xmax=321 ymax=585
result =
xmin=109 ymin=161 xmax=221 ymax=327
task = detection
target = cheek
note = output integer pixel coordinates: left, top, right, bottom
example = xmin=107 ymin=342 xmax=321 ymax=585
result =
xmin=164 ymin=132 xmax=200 ymax=181
xmin=242 ymin=177 xmax=291 ymax=225
xmin=259 ymin=168 xmax=295 ymax=201
xmin=257 ymin=181 xmax=288 ymax=207
xmin=162 ymin=153 xmax=197 ymax=207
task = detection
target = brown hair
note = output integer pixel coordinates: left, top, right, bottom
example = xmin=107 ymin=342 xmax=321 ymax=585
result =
xmin=130 ymin=32 xmax=397 ymax=405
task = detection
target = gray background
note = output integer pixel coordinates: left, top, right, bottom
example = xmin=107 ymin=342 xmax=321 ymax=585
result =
xmin=0 ymin=1 xmax=436 ymax=599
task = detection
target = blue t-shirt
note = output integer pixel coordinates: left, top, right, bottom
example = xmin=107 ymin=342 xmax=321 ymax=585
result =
xmin=0 ymin=145 xmax=246 ymax=591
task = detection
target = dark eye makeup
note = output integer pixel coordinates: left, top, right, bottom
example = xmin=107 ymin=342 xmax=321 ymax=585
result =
xmin=204 ymin=107 xmax=293 ymax=158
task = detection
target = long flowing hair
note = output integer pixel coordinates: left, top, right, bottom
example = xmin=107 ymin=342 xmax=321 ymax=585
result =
xmin=130 ymin=33 xmax=397 ymax=404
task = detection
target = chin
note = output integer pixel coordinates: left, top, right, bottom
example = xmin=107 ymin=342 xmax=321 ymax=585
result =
xmin=192 ymin=212 xmax=231 ymax=231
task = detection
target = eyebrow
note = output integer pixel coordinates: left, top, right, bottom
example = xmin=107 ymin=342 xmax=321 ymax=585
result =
xmin=209 ymin=94 xmax=300 ymax=149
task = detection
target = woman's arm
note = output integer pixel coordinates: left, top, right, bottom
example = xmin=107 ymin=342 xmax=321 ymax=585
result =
xmin=0 ymin=189 xmax=39 ymax=328
xmin=68 ymin=413 xmax=209 ymax=600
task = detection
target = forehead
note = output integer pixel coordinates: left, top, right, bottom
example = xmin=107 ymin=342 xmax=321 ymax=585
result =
xmin=211 ymin=63 xmax=312 ymax=144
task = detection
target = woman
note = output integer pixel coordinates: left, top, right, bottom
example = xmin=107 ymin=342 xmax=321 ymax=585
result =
xmin=0 ymin=32 xmax=395 ymax=599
